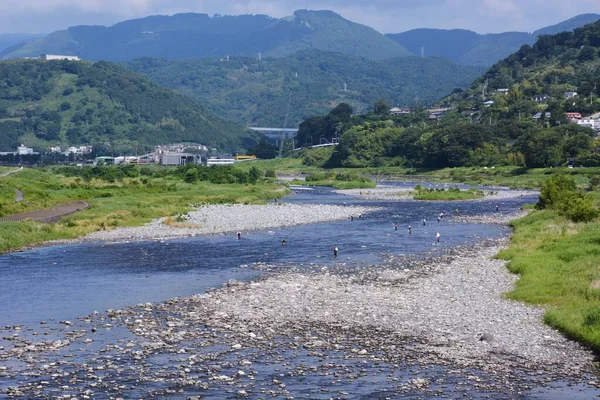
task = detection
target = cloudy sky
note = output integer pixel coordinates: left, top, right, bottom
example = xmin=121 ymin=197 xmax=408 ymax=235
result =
xmin=2 ymin=0 xmax=599 ymax=34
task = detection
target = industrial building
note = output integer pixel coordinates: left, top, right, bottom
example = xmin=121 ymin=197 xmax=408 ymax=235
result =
xmin=159 ymin=152 xmax=198 ymax=166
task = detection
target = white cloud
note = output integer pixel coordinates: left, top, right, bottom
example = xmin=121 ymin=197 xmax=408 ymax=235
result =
xmin=0 ymin=0 xmax=597 ymax=33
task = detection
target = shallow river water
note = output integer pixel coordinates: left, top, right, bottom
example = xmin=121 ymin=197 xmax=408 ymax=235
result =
xmin=0 ymin=184 xmax=598 ymax=399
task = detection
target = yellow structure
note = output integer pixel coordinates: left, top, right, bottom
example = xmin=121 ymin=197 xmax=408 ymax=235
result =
xmin=235 ymin=155 xmax=257 ymax=160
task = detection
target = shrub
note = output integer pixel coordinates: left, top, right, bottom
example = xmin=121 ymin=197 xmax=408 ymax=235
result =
xmin=558 ymin=194 xmax=598 ymax=223
xmin=538 ymin=174 xmax=598 ymax=222
xmin=264 ymin=169 xmax=276 ymax=178
xmin=537 ymin=175 xmax=577 ymax=210
xmin=184 ymin=169 xmax=198 ymax=183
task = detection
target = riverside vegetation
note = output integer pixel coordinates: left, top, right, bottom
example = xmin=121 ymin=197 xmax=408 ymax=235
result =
xmin=0 ymin=164 xmax=284 ymax=253
xmin=495 ymin=174 xmax=600 ymax=351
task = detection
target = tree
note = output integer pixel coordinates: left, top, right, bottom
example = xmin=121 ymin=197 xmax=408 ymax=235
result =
xmin=247 ymin=137 xmax=278 ymax=159
xmin=374 ymin=99 xmax=389 ymax=115
xmin=520 ymin=129 xmax=564 ymax=167
xmin=248 ymin=166 xmax=261 ymax=184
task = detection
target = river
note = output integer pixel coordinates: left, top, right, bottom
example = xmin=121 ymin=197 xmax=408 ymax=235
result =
xmin=0 ymin=184 xmax=597 ymax=399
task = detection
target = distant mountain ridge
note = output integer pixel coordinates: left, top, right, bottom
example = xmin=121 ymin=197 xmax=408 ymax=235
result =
xmin=0 ymin=33 xmax=45 ymax=53
xmin=0 ymin=10 xmax=410 ymax=61
xmin=127 ymin=50 xmax=484 ymax=127
xmin=386 ymin=13 xmax=600 ymax=66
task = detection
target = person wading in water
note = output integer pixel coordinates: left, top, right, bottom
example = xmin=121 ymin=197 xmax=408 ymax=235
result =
xmin=237 ymin=232 xmax=242 ymax=240
xmin=333 ymin=246 xmax=339 ymax=258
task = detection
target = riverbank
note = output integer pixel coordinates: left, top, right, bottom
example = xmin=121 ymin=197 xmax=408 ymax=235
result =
xmin=0 ymin=167 xmax=286 ymax=254
xmin=74 ymin=203 xmax=378 ymax=243
xmin=499 ymin=210 xmax=600 ymax=353
xmin=335 ymin=184 xmax=538 ymax=201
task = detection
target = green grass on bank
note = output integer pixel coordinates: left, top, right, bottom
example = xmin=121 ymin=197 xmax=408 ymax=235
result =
xmin=498 ymin=210 xmax=600 ymax=351
xmin=0 ymin=168 xmax=285 ymax=253
xmin=413 ymin=187 xmax=484 ymax=201
xmin=240 ymin=158 xmax=600 ymax=190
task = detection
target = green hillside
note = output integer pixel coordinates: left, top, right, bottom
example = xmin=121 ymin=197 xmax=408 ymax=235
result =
xmin=447 ymin=19 xmax=600 ymax=122
xmin=127 ymin=50 xmax=484 ymax=127
xmin=0 ymin=60 xmax=251 ymax=153
xmin=1 ymin=10 xmax=410 ymax=62
xmin=291 ymin=21 xmax=600 ymax=170
xmin=386 ymin=13 xmax=600 ymax=66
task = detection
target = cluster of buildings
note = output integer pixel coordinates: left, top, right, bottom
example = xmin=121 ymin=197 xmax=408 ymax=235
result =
xmin=0 ymin=144 xmax=39 ymax=157
xmin=388 ymin=107 xmax=451 ymax=120
xmin=92 ymin=143 xmax=255 ymax=167
xmin=49 ymin=145 xmax=93 ymax=156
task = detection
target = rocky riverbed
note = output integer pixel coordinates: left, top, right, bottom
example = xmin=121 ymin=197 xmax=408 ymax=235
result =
xmin=2 ymin=239 xmax=596 ymax=399
xmin=336 ymin=185 xmax=538 ymax=201
xmin=77 ymin=203 xmax=378 ymax=243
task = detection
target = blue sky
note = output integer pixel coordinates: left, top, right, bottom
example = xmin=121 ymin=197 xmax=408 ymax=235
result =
xmin=2 ymin=0 xmax=599 ymax=34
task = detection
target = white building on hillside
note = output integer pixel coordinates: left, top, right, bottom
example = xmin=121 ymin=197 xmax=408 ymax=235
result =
xmin=17 ymin=144 xmax=33 ymax=155
xmin=40 ymin=54 xmax=80 ymax=61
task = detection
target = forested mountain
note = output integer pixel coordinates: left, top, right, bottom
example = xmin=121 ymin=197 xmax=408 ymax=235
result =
xmin=127 ymin=50 xmax=484 ymax=127
xmin=533 ymin=13 xmax=600 ymax=36
xmin=0 ymin=34 xmax=45 ymax=53
xmin=296 ymin=21 xmax=600 ymax=170
xmin=0 ymin=60 xmax=251 ymax=153
xmin=386 ymin=13 xmax=600 ymax=66
xmin=0 ymin=10 xmax=409 ymax=61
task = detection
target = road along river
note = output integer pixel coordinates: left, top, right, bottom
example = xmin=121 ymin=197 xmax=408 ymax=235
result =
xmin=0 ymin=184 xmax=598 ymax=399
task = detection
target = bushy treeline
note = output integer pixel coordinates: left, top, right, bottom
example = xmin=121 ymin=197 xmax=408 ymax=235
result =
xmin=299 ymin=106 xmax=597 ymax=168
xmin=56 ymin=164 xmax=264 ymax=185
xmin=0 ymin=60 xmax=249 ymax=153
xmin=537 ymin=175 xmax=598 ymax=222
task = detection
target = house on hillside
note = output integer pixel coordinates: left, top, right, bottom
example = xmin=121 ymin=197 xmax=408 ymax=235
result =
xmin=389 ymin=107 xmax=411 ymax=115
xmin=17 ymin=144 xmax=33 ymax=155
xmin=577 ymin=119 xmax=595 ymax=129
xmin=566 ymin=112 xmax=582 ymax=120
xmin=496 ymin=88 xmax=509 ymax=94
xmin=564 ymin=91 xmax=578 ymax=99
xmin=483 ymin=100 xmax=495 ymax=107
xmin=532 ymin=112 xmax=551 ymax=121
xmin=532 ymin=94 xmax=549 ymax=103
xmin=427 ymin=107 xmax=450 ymax=120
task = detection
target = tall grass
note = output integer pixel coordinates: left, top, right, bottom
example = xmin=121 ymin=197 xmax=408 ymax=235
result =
xmin=0 ymin=168 xmax=286 ymax=253
xmin=498 ymin=210 xmax=600 ymax=351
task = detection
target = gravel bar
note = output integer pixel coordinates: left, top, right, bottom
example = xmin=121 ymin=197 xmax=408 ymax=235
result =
xmin=336 ymin=185 xmax=538 ymax=201
xmin=183 ymin=239 xmax=593 ymax=374
xmin=81 ymin=203 xmax=379 ymax=243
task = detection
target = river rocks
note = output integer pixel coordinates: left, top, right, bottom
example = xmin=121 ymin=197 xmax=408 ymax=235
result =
xmin=336 ymin=185 xmax=538 ymax=202
xmin=78 ymin=203 xmax=379 ymax=244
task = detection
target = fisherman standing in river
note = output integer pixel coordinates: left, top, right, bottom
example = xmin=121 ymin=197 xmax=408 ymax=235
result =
xmin=422 ymin=218 xmax=426 ymax=226
xmin=333 ymin=245 xmax=339 ymax=258
xmin=408 ymin=225 xmax=412 ymax=234
xmin=436 ymin=232 xmax=440 ymax=242
xmin=394 ymin=223 xmax=398 ymax=231
xmin=237 ymin=231 xmax=242 ymax=240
